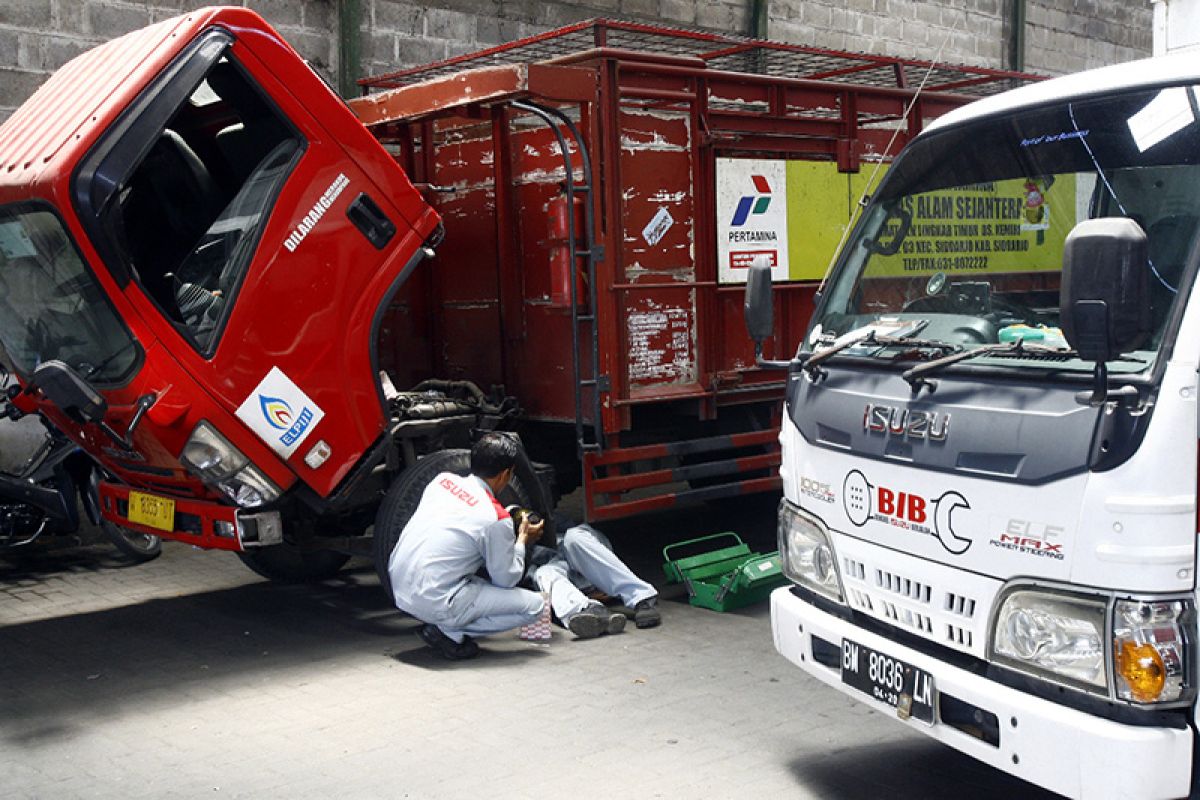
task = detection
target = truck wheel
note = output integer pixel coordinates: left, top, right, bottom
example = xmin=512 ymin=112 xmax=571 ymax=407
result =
xmin=373 ymin=448 xmax=533 ymax=600
xmin=102 ymin=521 xmax=162 ymax=562
xmin=236 ymin=544 xmax=351 ymax=584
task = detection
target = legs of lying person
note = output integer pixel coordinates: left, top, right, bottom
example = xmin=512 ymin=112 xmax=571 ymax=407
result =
xmin=530 ymin=551 xmax=624 ymax=638
xmin=529 ymin=523 xmax=662 ymax=634
xmin=558 ymin=524 xmax=660 ymax=628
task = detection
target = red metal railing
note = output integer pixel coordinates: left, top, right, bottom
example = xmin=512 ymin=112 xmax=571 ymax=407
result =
xmin=360 ymin=18 xmax=1041 ymax=97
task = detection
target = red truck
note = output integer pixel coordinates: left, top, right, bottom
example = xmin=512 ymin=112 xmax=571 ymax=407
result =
xmin=0 ymin=7 xmax=1036 ymax=584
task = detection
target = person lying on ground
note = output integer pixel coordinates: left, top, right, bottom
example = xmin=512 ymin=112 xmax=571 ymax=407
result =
xmin=525 ymin=517 xmax=661 ymax=638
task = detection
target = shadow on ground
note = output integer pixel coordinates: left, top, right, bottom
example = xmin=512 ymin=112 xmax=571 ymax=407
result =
xmin=0 ymin=563 xmax=411 ymax=742
xmin=789 ymin=736 xmax=1062 ymax=799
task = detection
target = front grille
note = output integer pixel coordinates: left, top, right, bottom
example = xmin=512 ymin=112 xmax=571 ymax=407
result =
xmin=837 ymin=537 xmax=994 ymax=657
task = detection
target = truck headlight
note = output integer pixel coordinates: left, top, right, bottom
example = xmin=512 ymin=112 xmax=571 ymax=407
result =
xmin=991 ymin=588 xmax=1194 ymax=705
xmin=991 ymin=588 xmax=1107 ymax=691
xmin=179 ymin=422 xmax=281 ymax=508
xmin=778 ymin=500 xmax=843 ymax=603
xmin=1113 ymin=599 xmax=1190 ymax=704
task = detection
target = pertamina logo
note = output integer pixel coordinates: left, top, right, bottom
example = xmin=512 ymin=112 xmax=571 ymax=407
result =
xmin=731 ymin=174 xmax=772 ymax=226
xmin=843 ymin=469 xmax=972 ymax=554
xmin=259 ymin=394 xmax=314 ymax=448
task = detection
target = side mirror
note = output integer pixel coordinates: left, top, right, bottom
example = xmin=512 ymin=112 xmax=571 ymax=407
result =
xmin=29 ymin=360 xmax=107 ymax=424
xmin=744 ymin=261 xmax=775 ymax=344
xmin=1060 ymin=217 xmax=1151 ymax=362
xmin=743 ymin=260 xmax=791 ymax=370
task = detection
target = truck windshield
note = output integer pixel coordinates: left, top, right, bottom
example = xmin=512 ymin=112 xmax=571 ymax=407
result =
xmin=814 ymin=83 xmax=1200 ymax=377
xmin=0 ymin=206 xmax=138 ymax=384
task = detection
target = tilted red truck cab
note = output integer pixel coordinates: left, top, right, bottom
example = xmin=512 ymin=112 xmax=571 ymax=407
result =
xmin=0 ymin=7 xmax=439 ymax=566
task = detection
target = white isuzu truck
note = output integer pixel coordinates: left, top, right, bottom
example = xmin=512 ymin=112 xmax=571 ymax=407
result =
xmin=745 ymin=51 xmax=1200 ymax=799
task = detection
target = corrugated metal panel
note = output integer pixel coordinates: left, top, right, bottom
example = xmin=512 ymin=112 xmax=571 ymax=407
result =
xmin=0 ymin=13 xmax=196 ymax=182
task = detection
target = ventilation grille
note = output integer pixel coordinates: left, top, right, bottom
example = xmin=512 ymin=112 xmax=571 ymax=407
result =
xmin=838 ymin=554 xmax=985 ymax=655
xmin=880 ymin=600 xmax=933 ymax=633
xmin=946 ymin=624 xmax=973 ymax=648
xmin=843 ymin=558 xmax=867 ymax=581
xmin=945 ymin=592 xmax=977 ymax=618
xmin=848 ymin=587 xmax=874 ymax=612
xmin=876 ymin=569 xmax=932 ymax=604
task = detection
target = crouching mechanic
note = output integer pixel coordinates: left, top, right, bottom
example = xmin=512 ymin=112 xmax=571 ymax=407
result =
xmin=388 ymin=433 xmax=545 ymax=660
xmin=527 ymin=522 xmax=661 ymax=638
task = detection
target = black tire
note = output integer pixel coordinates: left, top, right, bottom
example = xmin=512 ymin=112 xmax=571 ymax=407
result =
xmin=236 ymin=544 xmax=351 ymax=584
xmin=373 ymin=448 xmax=533 ymax=600
xmin=101 ymin=521 xmax=162 ymax=562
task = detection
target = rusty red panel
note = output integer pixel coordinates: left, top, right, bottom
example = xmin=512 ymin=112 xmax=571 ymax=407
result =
xmin=617 ymin=106 xmax=698 ymax=398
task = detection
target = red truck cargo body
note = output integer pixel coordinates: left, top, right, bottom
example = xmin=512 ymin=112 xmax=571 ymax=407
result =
xmin=352 ymin=20 xmax=1041 ymax=519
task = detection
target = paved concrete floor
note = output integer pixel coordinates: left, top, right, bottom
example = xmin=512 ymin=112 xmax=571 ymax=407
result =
xmin=0 ymin=500 xmax=1057 ymax=799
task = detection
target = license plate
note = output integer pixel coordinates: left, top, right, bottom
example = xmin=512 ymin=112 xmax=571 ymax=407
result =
xmin=841 ymin=639 xmax=936 ymax=725
xmin=127 ymin=491 xmax=176 ymax=532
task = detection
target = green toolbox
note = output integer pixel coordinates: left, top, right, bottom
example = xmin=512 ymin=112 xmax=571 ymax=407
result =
xmin=662 ymin=532 xmax=788 ymax=612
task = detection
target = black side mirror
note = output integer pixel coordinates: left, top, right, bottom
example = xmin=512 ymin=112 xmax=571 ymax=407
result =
xmin=743 ymin=262 xmax=791 ymax=370
xmin=1060 ymin=217 xmax=1151 ymax=362
xmin=744 ymin=262 xmax=774 ymax=344
xmin=29 ymin=360 xmax=107 ymax=424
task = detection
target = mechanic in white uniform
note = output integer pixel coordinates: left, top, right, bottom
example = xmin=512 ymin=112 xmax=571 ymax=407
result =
xmin=388 ymin=433 xmax=545 ymax=660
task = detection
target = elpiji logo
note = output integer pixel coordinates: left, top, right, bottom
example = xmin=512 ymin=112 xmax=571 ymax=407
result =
xmin=731 ymin=175 xmax=772 ymax=226
xmin=259 ymin=395 xmax=314 ymax=447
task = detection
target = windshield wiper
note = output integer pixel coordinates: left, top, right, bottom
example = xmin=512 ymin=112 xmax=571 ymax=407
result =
xmin=804 ymin=329 xmax=959 ymax=380
xmin=901 ymin=338 xmax=1076 ymax=392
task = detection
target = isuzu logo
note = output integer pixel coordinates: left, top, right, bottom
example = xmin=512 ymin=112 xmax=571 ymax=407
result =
xmin=863 ymin=404 xmax=949 ymax=441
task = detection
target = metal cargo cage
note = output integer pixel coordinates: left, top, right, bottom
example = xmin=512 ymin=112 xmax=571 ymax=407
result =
xmin=351 ymin=19 xmax=1040 ymax=522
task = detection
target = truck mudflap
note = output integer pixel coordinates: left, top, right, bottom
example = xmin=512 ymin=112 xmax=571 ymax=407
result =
xmin=771 ymin=587 xmax=1193 ymax=800
xmin=97 ymin=481 xmax=281 ymax=552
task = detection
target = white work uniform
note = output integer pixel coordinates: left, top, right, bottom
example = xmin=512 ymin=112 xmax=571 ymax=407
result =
xmin=529 ymin=524 xmax=658 ymax=622
xmin=388 ymin=472 xmax=544 ymax=643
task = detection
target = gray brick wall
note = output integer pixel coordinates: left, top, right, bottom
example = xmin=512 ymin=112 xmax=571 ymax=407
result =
xmin=0 ymin=1 xmax=336 ymax=120
xmin=0 ymin=0 xmax=1155 ymax=121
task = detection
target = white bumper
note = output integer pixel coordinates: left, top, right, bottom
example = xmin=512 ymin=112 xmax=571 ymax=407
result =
xmin=771 ymin=587 xmax=1193 ymax=800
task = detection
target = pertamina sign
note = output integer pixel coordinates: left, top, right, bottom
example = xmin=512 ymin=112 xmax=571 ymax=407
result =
xmin=716 ymin=159 xmax=789 ymax=284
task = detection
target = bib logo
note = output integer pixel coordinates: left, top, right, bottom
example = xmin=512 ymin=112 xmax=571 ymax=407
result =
xmin=258 ymin=395 xmax=315 ymax=448
xmin=843 ymin=470 xmax=972 ymax=554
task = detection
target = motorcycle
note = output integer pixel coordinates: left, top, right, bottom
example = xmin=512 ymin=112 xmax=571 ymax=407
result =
xmin=0 ymin=409 xmax=161 ymax=562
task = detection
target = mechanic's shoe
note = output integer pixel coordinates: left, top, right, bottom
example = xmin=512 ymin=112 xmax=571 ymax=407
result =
xmin=634 ymin=597 xmax=662 ymax=629
xmin=566 ymin=610 xmax=604 ymax=639
xmin=586 ymin=601 xmax=626 ymax=635
xmin=418 ymin=624 xmax=479 ymax=660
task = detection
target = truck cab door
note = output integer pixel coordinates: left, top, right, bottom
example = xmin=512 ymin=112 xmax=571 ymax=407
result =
xmin=70 ymin=18 xmax=439 ymax=497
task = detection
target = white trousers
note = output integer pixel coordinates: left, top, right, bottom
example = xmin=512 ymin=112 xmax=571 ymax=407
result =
xmin=530 ymin=524 xmax=658 ymax=622
xmin=437 ymin=577 xmax=544 ymax=643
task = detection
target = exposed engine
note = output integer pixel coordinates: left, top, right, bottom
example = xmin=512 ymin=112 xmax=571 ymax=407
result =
xmin=385 ymin=377 xmax=520 ymax=424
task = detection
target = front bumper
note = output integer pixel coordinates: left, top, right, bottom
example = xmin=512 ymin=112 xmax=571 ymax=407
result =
xmin=98 ymin=481 xmax=282 ymax=552
xmin=771 ymin=586 xmax=1193 ymax=800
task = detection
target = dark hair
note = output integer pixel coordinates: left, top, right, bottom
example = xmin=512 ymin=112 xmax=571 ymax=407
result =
xmin=470 ymin=433 xmax=519 ymax=478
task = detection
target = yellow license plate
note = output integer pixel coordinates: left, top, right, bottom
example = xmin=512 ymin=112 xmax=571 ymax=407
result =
xmin=127 ymin=491 xmax=176 ymax=532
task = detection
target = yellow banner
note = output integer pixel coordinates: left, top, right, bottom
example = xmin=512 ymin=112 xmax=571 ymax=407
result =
xmin=862 ymin=176 xmax=1075 ymax=277
xmin=781 ymin=164 xmax=1076 ymax=281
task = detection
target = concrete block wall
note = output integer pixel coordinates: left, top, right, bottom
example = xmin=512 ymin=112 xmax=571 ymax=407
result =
xmin=0 ymin=1 xmax=336 ymax=121
xmin=0 ymin=0 xmax=1155 ymax=121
